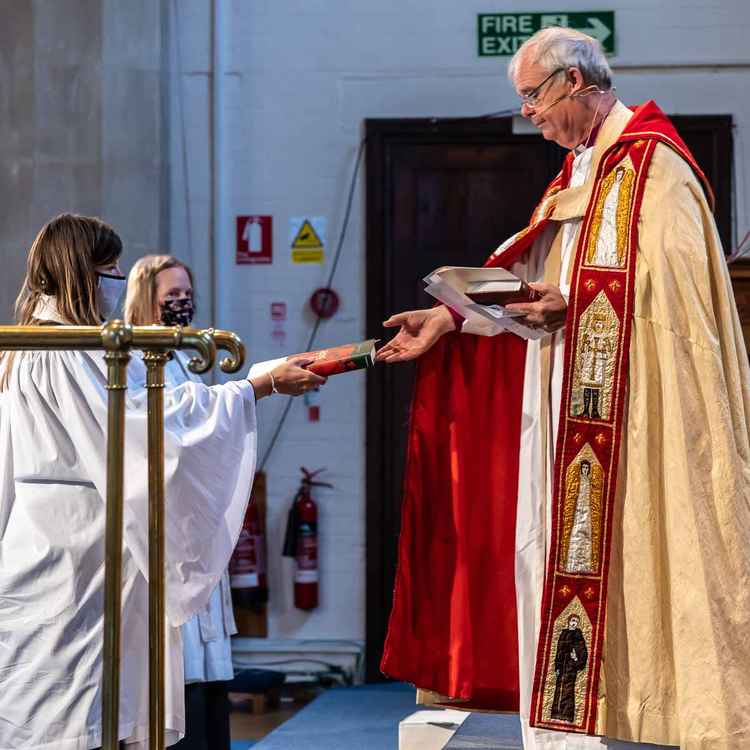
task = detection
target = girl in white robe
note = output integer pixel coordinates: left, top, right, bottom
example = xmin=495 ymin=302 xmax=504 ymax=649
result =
xmin=0 ymin=214 xmax=324 ymax=750
xmin=124 ymin=254 xmax=237 ymax=750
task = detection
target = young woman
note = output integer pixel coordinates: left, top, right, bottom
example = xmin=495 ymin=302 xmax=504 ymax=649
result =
xmin=125 ymin=254 xmax=287 ymax=750
xmin=0 ymin=215 xmax=324 ymax=750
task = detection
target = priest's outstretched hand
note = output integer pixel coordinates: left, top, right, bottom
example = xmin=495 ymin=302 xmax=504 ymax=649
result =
xmin=505 ymin=282 xmax=568 ymax=333
xmin=377 ymin=305 xmax=456 ymax=363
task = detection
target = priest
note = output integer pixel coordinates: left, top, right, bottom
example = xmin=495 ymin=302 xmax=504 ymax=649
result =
xmin=377 ymin=27 xmax=750 ymax=750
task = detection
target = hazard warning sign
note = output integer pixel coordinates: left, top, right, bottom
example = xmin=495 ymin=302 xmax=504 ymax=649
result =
xmin=289 ymin=216 xmax=325 ymax=264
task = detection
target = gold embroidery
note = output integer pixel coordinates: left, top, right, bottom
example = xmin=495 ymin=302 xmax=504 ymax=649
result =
xmin=584 ymin=165 xmax=635 ymax=269
xmin=559 ymin=443 xmax=604 ymax=575
xmin=532 ymin=185 xmax=562 ymax=224
xmin=494 ymin=186 xmax=560 ymax=257
xmin=541 ymin=597 xmax=592 ymax=727
xmin=571 ymin=292 xmax=620 ymax=421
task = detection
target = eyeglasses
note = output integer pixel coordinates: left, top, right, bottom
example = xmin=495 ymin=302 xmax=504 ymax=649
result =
xmin=519 ymin=67 xmax=566 ymax=107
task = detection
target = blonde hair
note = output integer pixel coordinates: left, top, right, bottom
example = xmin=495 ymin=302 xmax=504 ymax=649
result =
xmin=1 ymin=213 xmax=122 ymax=389
xmin=125 ymin=254 xmax=194 ymax=325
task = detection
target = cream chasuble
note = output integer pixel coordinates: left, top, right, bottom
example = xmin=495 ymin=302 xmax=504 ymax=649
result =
xmin=458 ymin=100 xmax=750 ymax=749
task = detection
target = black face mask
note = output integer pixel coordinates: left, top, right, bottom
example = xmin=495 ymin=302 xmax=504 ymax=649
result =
xmin=160 ymin=298 xmax=194 ymax=327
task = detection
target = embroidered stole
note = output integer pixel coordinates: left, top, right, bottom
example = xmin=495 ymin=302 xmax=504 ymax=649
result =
xmin=488 ymin=123 xmax=671 ymax=733
xmin=527 ymin=137 xmax=658 ymax=734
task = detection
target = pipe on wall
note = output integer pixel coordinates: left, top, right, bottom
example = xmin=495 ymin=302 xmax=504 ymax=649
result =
xmin=211 ymin=0 xmax=228 ymax=342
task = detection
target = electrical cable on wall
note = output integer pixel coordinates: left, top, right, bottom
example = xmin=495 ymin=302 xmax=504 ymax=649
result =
xmin=172 ymin=0 xmax=195 ymax=269
xmin=259 ymin=137 xmax=367 ymax=471
xmin=258 ymin=107 xmax=523 ymax=471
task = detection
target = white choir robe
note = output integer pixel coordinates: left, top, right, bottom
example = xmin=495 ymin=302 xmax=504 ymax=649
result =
xmin=459 ymin=144 xmax=674 ymax=750
xmin=161 ymin=351 xmax=238 ymax=685
xmin=0 ymin=332 xmax=257 ymax=748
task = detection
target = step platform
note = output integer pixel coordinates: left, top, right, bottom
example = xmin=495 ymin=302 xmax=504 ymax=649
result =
xmin=252 ymin=682 xmax=419 ymax=750
xmin=444 ymin=712 xmax=523 ymax=749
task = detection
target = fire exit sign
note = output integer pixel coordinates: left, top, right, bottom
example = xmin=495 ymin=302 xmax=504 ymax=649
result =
xmin=478 ymin=12 xmax=615 ymax=56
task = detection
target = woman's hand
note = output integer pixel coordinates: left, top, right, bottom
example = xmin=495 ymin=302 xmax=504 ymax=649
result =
xmin=249 ymin=357 xmax=327 ymax=399
xmin=376 ymin=306 xmax=456 ymax=363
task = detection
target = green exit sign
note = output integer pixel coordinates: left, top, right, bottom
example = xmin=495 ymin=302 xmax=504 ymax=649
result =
xmin=478 ymin=12 xmax=615 ymax=56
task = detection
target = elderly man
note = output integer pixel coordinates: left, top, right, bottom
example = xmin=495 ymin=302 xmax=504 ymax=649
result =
xmin=378 ymin=27 xmax=750 ymax=750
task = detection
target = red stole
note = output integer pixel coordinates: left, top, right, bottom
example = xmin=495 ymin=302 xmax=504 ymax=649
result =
xmin=381 ymin=102 xmax=711 ymax=726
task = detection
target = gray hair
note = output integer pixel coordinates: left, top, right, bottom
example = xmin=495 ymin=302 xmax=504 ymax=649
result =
xmin=508 ymin=27 xmax=612 ymax=90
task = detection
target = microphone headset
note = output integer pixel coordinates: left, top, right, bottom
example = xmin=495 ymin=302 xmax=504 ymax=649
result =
xmin=534 ymin=79 xmax=615 ymax=117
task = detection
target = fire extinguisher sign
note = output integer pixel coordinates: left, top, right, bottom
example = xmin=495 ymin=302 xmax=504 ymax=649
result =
xmin=237 ymin=215 xmax=273 ymax=264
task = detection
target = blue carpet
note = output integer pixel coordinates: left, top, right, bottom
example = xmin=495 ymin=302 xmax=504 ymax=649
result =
xmin=230 ymin=741 xmax=255 ymax=750
xmin=252 ymin=682 xmax=417 ymax=750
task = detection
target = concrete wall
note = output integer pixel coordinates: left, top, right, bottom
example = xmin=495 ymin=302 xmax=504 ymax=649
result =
xmin=168 ymin=0 xmax=750 ymax=651
xmin=0 ymin=0 xmax=169 ymax=321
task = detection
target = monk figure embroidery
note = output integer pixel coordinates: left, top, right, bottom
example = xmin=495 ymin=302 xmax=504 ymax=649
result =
xmin=551 ymin=614 xmax=589 ymax=723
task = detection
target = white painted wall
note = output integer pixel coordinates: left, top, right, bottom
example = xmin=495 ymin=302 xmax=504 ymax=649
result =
xmin=168 ymin=0 xmax=750 ymax=645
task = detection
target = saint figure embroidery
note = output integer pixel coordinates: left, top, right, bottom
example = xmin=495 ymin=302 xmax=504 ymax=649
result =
xmin=585 ymin=165 xmax=635 ymax=269
xmin=550 ymin=614 xmax=589 ymax=722
xmin=559 ymin=449 xmax=604 ymax=575
xmin=541 ymin=597 xmax=593 ymax=727
xmin=571 ymin=292 xmax=620 ymax=421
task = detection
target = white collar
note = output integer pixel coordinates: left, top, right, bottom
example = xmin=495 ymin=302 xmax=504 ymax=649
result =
xmin=32 ymin=295 xmax=68 ymax=324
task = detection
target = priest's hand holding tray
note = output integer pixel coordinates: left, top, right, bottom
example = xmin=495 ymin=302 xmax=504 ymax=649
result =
xmin=422 ymin=265 xmax=549 ymax=340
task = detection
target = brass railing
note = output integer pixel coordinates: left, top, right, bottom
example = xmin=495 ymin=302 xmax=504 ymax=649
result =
xmin=0 ymin=321 xmax=246 ymax=750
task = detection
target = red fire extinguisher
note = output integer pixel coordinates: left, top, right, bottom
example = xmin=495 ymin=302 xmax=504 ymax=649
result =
xmin=229 ymin=473 xmax=268 ymax=612
xmin=283 ymin=467 xmax=332 ymax=610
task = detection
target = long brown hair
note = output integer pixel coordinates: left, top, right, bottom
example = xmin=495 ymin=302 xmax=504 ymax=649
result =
xmin=124 ymin=255 xmax=194 ymax=325
xmin=16 ymin=213 xmax=122 ymax=325
xmin=1 ymin=213 xmax=122 ymax=388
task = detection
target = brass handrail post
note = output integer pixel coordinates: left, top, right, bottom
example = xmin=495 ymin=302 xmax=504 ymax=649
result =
xmin=207 ymin=328 xmax=246 ymax=374
xmin=101 ymin=321 xmax=133 ymax=750
xmin=143 ymin=351 xmax=169 ymax=750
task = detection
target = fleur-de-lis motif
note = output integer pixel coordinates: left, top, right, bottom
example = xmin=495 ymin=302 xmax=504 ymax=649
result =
xmin=559 ymin=585 xmax=572 ymax=598
xmin=595 ymin=432 xmax=607 ymax=445
xmin=608 ymin=279 xmax=622 ymax=293
xmin=585 ymin=278 xmax=597 ymax=291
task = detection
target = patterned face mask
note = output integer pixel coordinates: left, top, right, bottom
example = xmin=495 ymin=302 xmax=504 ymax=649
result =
xmin=159 ymin=297 xmax=194 ymax=327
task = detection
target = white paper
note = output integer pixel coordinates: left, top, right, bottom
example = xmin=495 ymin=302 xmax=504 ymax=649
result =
xmin=423 ymin=267 xmax=548 ymax=341
xmin=423 ymin=270 xmax=547 ymax=340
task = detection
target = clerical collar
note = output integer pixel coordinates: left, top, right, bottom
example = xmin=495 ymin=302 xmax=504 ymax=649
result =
xmin=32 ymin=294 xmax=68 ymax=324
